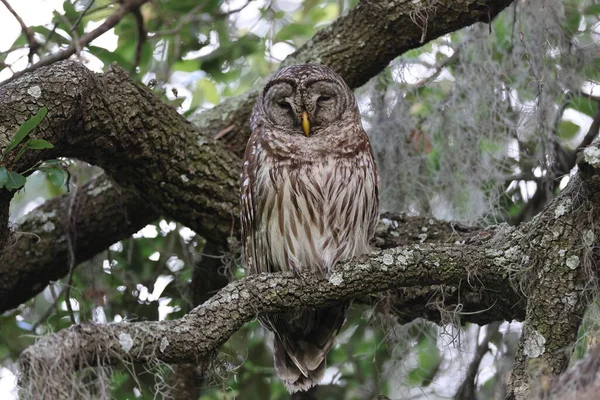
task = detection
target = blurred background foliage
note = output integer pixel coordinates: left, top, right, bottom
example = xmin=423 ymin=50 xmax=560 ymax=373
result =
xmin=0 ymin=0 xmax=599 ymax=399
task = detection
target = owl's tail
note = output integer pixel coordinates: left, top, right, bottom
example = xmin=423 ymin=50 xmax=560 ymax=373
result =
xmin=265 ymin=303 xmax=349 ymax=393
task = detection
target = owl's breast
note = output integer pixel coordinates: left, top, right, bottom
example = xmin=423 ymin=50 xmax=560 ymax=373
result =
xmin=255 ymin=153 xmax=377 ymax=274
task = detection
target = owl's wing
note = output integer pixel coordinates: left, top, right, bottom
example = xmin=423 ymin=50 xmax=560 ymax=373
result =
xmin=240 ymin=133 xmax=266 ymax=275
xmin=365 ymin=134 xmax=380 ymax=240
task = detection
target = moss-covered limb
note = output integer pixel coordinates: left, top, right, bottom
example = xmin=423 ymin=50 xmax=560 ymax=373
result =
xmin=195 ymin=0 xmax=516 ymax=157
xmin=0 ymin=175 xmax=157 ymax=312
xmin=0 ymin=60 xmax=239 ymax=310
xmin=506 ymin=173 xmax=600 ymax=399
xmin=19 ymin=239 xmax=518 ymax=391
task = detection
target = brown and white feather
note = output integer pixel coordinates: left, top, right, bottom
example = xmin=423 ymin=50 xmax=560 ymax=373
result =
xmin=241 ymin=64 xmax=379 ymax=393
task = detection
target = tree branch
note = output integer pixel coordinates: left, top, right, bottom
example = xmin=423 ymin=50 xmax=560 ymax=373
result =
xmin=0 ymin=0 xmax=150 ymax=86
xmin=0 ymin=0 xmax=39 ymax=63
xmin=504 ymin=145 xmax=600 ymax=398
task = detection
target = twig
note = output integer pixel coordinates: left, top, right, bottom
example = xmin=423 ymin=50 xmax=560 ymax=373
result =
xmin=71 ymin=0 xmax=97 ymax=33
xmin=213 ymin=124 xmax=236 ymax=140
xmin=38 ymin=23 xmax=58 ymax=54
xmin=41 ymin=2 xmax=106 ymax=54
xmin=132 ymin=7 xmax=147 ymax=70
xmin=57 ymin=11 xmax=82 ymax=57
xmin=0 ymin=0 xmax=39 ymax=63
xmin=0 ymin=0 xmax=150 ymax=86
xmin=412 ymin=49 xmax=460 ymax=90
xmin=578 ymin=101 xmax=600 ymax=150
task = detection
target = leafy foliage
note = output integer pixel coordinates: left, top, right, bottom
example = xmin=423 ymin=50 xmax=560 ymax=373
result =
xmin=0 ymin=107 xmax=51 ymax=191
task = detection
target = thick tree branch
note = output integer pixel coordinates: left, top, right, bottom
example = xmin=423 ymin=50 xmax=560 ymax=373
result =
xmin=0 ymin=61 xmax=240 ymax=239
xmin=0 ymin=194 xmax=481 ymax=312
xmin=505 ymin=145 xmax=600 ymax=398
xmin=0 ymin=61 xmax=241 ymax=310
xmin=1 ymin=175 xmax=157 ymax=311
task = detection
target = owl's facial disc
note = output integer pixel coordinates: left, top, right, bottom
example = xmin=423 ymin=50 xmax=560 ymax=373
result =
xmin=263 ymin=77 xmax=348 ymax=137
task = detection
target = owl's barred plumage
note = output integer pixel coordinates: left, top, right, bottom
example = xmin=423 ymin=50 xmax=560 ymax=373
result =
xmin=241 ymin=64 xmax=379 ymax=392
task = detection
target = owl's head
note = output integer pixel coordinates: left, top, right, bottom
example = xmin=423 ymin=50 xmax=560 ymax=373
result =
xmin=255 ymin=64 xmax=358 ymax=137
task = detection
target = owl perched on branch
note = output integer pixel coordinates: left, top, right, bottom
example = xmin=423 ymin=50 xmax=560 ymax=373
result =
xmin=240 ymin=64 xmax=379 ymax=393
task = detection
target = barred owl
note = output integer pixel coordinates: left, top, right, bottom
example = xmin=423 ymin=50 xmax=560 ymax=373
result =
xmin=240 ymin=64 xmax=379 ymax=393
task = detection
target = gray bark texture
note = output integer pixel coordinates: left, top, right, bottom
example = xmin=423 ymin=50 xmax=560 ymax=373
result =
xmin=3 ymin=0 xmax=598 ymax=399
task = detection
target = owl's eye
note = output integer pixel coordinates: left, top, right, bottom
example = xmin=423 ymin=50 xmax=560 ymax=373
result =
xmin=278 ymin=101 xmax=292 ymax=109
xmin=317 ymin=95 xmax=332 ymax=103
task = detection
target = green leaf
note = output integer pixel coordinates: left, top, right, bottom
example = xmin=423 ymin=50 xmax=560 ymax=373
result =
xmin=168 ymin=98 xmax=186 ymax=109
xmin=558 ymin=120 xmax=580 ymax=140
xmin=173 ymin=59 xmax=201 ymax=73
xmin=88 ymin=45 xmax=131 ymax=69
xmin=302 ymin=0 xmax=321 ymax=16
xmin=4 ymin=107 xmax=48 ymax=155
xmin=30 ymin=26 xmax=70 ymax=45
xmin=0 ymin=167 xmax=7 ymax=188
xmin=41 ymin=167 xmax=68 ymax=188
xmin=27 ymin=139 xmax=54 ymax=150
xmin=5 ymin=171 xmax=26 ymax=191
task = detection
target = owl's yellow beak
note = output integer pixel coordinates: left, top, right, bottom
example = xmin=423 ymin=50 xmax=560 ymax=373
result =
xmin=301 ymin=111 xmax=310 ymax=136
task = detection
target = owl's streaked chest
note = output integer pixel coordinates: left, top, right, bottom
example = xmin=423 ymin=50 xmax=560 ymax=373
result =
xmin=252 ymin=151 xmax=377 ymax=274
